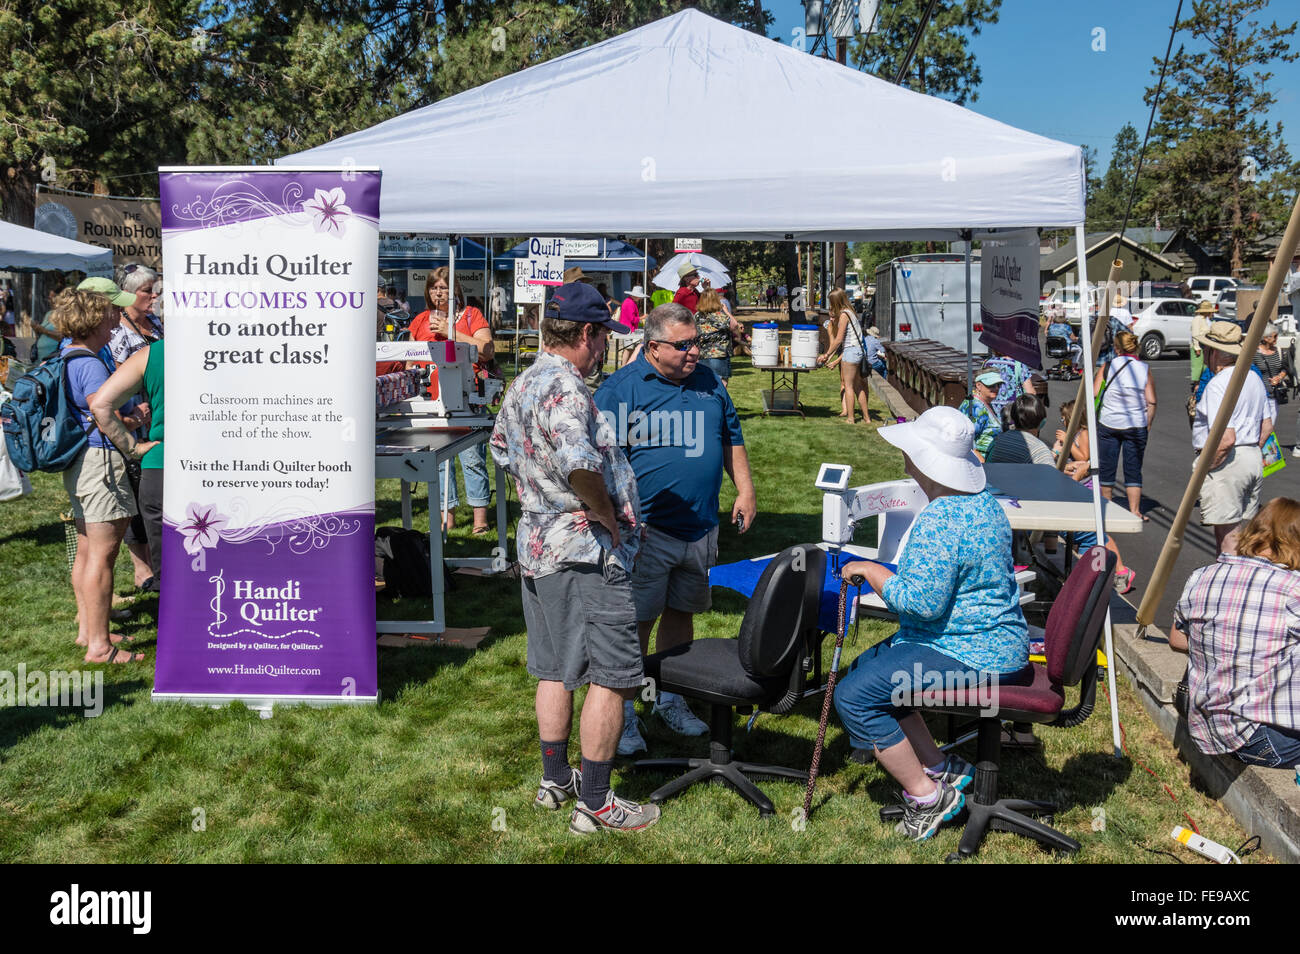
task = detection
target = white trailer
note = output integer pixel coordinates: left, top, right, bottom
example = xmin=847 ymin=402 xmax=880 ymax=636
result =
xmin=873 ymin=254 xmax=986 ymax=355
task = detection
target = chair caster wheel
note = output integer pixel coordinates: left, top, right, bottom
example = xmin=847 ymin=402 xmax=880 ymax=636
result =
xmin=944 ymin=852 xmax=964 ymax=864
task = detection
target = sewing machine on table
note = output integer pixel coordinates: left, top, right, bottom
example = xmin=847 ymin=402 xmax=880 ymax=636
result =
xmin=374 ymin=340 xmax=508 ymax=634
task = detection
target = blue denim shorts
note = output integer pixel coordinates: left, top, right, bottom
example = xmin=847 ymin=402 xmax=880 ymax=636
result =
xmin=1234 ymin=723 xmax=1300 ymax=768
xmin=699 ymin=356 xmax=731 ymax=380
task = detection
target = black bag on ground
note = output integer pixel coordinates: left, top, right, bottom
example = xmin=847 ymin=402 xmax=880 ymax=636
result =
xmin=375 ymin=527 xmax=451 ymax=598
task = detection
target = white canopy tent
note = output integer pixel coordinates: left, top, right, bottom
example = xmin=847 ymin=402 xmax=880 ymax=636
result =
xmin=280 ymin=9 xmax=1119 ymax=752
xmin=0 ymin=219 xmax=112 ymax=274
xmin=280 ymin=9 xmax=1083 ymax=239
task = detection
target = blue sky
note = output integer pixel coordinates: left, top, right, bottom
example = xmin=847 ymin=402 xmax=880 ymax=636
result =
xmin=765 ymin=0 xmax=1300 ymax=170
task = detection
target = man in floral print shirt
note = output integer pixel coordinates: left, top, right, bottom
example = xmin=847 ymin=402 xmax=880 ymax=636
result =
xmin=490 ymin=282 xmax=659 ymax=834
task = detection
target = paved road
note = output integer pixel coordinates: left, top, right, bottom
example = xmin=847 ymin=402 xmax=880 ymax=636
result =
xmin=1045 ymin=353 xmax=1300 ymax=629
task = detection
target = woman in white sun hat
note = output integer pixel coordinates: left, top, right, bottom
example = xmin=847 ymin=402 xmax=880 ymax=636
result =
xmin=833 ymin=405 xmax=1032 ymax=841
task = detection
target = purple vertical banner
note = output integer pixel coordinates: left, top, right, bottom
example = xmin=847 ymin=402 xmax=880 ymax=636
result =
xmin=153 ymin=167 xmax=381 ymax=707
xmin=977 ymin=231 xmax=1043 ymax=370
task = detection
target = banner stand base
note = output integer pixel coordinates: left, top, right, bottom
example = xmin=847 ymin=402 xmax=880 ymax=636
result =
xmin=152 ymin=692 xmax=379 ymax=715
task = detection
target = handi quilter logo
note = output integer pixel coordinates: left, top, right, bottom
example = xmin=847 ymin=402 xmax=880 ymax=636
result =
xmin=49 ymin=884 xmax=151 ymax=934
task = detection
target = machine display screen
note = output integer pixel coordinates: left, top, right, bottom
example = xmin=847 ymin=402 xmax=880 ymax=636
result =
xmin=821 ymin=468 xmax=844 ymax=485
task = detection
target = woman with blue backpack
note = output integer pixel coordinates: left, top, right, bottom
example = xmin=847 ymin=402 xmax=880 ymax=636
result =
xmin=56 ymin=288 xmax=152 ymax=664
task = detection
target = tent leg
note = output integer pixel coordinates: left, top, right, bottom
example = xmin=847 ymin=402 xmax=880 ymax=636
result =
xmin=1073 ymin=223 xmax=1122 ymax=758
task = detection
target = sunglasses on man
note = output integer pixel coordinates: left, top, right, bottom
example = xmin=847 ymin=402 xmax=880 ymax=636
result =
xmin=652 ymin=336 xmax=700 ymax=352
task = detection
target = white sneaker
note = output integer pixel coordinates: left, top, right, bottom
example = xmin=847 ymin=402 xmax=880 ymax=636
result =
xmin=653 ymin=694 xmax=708 ymax=736
xmin=617 ymin=710 xmax=648 ymax=756
xmin=569 ymin=790 xmax=661 ymax=834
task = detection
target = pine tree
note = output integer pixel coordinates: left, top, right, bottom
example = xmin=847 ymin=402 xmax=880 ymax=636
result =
xmin=1088 ymin=124 xmax=1155 ymax=232
xmin=1141 ymin=0 xmax=1298 ymax=274
xmin=850 ymin=0 xmax=1001 ymax=105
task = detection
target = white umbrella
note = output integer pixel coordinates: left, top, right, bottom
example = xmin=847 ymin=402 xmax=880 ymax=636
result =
xmin=653 ymin=253 xmax=731 ymax=291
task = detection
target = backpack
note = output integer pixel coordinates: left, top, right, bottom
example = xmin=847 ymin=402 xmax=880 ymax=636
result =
xmin=375 ymin=527 xmax=452 ymax=599
xmin=1 ymin=348 xmax=100 ymax=473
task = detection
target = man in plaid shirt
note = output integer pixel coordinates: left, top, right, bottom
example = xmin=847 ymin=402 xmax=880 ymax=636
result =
xmin=1169 ymin=498 xmax=1300 ymax=768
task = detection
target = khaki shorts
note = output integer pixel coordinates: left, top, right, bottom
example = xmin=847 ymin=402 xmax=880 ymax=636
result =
xmin=1199 ymin=445 xmax=1262 ymax=527
xmin=63 ymin=446 xmax=137 ymax=523
xmin=631 ymin=524 xmax=719 ymax=621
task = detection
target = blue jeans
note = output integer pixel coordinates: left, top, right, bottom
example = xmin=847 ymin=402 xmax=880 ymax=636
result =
xmin=1097 ymin=423 xmax=1147 ymax=489
xmin=1234 ymin=723 xmax=1300 ymax=768
xmin=699 ymin=356 xmax=731 ymax=380
xmin=441 ymin=443 xmax=491 ymax=510
xmin=834 ymin=636 xmax=1033 ymax=750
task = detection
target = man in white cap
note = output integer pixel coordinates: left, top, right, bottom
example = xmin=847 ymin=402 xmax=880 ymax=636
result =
xmin=832 ymin=405 xmax=1031 ymax=841
xmin=672 ymin=264 xmax=701 ymax=313
xmin=1192 ymin=321 xmax=1271 ymax=554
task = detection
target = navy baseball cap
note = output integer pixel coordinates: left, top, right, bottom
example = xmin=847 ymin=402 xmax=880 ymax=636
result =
xmin=545 ymin=282 xmax=623 ymax=331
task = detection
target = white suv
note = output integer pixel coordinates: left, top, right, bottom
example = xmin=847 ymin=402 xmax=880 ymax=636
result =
xmin=1187 ymin=275 xmax=1238 ymax=303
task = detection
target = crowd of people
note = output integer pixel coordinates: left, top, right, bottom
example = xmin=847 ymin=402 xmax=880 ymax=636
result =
xmin=9 ymin=252 xmax=1299 ymax=844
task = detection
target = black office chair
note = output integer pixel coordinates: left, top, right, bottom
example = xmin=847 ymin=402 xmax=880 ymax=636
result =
xmin=635 ymin=544 xmax=829 ymax=816
xmin=879 ymin=545 xmax=1117 ymax=858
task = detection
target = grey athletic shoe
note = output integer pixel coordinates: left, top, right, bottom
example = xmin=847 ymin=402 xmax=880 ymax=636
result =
xmin=534 ymin=767 xmax=580 ymax=810
xmin=925 ymin=754 xmax=975 ymax=792
xmin=569 ymin=791 xmax=661 ymax=834
xmin=617 ymin=712 xmax=648 ymax=756
xmin=897 ymin=780 xmax=965 ymax=841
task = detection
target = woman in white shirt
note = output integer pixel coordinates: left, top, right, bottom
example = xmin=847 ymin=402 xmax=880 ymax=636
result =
xmin=1094 ymin=330 xmax=1156 ymax=521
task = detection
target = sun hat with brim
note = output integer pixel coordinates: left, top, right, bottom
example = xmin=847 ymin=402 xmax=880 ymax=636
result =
xmin=627 ymin=285 xmax=648 ymax=298
xmin=677 ymin=262 xmax=699 ymax=280
xmin=1195 ymin=300 xmax=1217 ymax=316
xmin=545 ymin=282 xmax=624 ymax=331
xmin=975 ymin=370 xmax=1004 ymax=388
xmin=1194 ymin=320 xmax=1243 ymax=356
xmin=867 ymin=326 xmax=881 ymax=336
xmin=77 ymin=277 xmax=134 ymax=307
xmin=878 ymin=406 xmax=985 ymax=493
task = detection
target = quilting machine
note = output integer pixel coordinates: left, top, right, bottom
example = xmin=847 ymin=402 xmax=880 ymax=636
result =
xmin=374 ymin=340 xmax=508 ymax=634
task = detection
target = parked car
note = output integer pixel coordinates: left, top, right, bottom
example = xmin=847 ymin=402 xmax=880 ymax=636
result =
xmin=1187 ymin=275 xmax=1238 ymax=303
xmin=1127 ymin=297 xmax=1199 ymax=359
xmin=1215 ymin=285 xmax=1293 ymax=325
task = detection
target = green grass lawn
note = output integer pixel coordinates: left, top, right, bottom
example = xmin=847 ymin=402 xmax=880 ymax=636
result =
xmin=0 ymin=350 xmax=1260 ymax=863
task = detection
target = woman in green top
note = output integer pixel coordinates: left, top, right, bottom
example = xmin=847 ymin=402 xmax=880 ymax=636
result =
xmin=91 ymin=341 xmax=165 ymax=584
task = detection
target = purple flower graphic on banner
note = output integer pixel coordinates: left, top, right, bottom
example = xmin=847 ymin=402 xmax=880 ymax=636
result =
xmin=180 ymin=503 xmax=230 ymax=555
xmin=304 ymin=187 xmax=350 ymax=236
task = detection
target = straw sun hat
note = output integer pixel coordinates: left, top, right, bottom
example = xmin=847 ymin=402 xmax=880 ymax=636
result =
xmin=877 ymin=405 xmax=986 ymax=493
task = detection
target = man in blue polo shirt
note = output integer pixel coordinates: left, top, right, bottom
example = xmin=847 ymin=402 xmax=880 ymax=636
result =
xmin=595 ymin=303 xmax=758 ymax=753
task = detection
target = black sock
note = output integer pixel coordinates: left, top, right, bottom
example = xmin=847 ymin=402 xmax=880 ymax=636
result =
xmin=540 ymin=738 xmax=570 ymax=784
xmin=580 ymin=757 xmax=614 ymax=810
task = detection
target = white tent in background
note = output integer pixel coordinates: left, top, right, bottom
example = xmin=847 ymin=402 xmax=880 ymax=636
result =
xmin=0 ymin=220 xmax=113 ymax=274
xmin=280 ymin=9 xmax=1120 ymax=753
xmin=279 ymin=9 xmax=1083 ymax=238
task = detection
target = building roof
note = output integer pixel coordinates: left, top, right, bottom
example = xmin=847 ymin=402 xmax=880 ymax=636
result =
xmin=1040 ymin=231 xmax=1181 ymax=276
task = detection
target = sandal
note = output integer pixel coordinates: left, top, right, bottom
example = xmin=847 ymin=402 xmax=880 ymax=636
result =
xmin=471 ymin=526 xmax=491 ymax=536
xmin=1115 ymin=567 xmax=1137 ymax=595
xmin=87 ymin=646 xmax=146 ymax=664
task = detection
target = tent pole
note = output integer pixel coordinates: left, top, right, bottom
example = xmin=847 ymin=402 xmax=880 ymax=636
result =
xmin=1073 ymin=224 xmax=1122 ymax=758
xmin=964 ymin=240 xmax=973 ymax=396
xmin=444 ymin=236 xmax=456 ymax=535
xmin=1137 ymin=190 xmax=1300 ymax=628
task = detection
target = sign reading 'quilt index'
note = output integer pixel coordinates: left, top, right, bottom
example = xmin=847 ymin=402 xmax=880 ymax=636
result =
xmin=154 ymin=167 xmax=380 ymax=706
